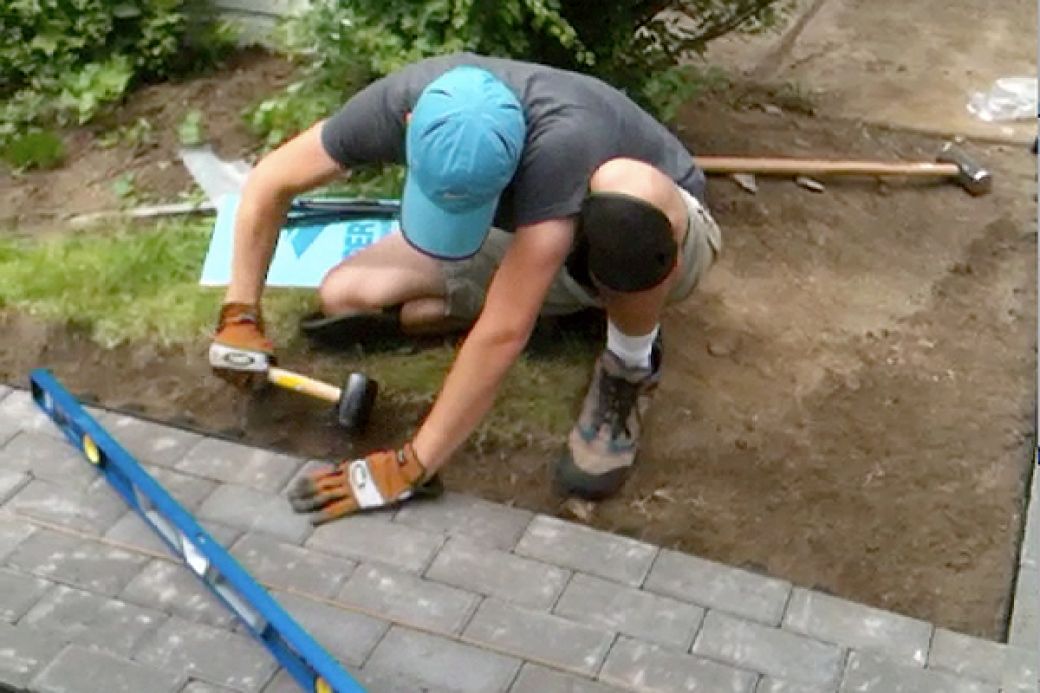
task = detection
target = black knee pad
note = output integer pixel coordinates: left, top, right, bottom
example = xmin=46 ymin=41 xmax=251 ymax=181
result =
xmin=577 ymin=192 xmax=677 ymax=293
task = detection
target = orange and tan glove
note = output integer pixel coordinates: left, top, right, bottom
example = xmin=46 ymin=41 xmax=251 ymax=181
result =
xmin=287 ymin=444 xmax=439 ymax=524
xmin=209 ymin=302 xmax=275 ymax=387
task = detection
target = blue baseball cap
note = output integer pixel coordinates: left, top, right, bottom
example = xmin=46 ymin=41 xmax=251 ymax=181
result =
xmin=402 ymin=66 xmax=526 ymax=260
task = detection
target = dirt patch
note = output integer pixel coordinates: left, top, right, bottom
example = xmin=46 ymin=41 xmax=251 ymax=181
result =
xmin=1 ymin=61 xmax=1035 ymax=639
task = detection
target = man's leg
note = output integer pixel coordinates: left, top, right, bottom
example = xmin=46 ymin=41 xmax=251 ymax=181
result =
xmin=554 ymin=158 xmax=692 ymax=500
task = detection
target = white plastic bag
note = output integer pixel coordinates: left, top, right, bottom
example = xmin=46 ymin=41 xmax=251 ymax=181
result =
xmin=967 ymin=77 xmax=1038 ymax=122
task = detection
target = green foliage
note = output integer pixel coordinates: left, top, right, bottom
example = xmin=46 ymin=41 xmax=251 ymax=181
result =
xmin=0 ymin=0 xmax=236 ymax=154
xmin=177 ymin=109 xmax=206 ymax=147
xmin=248 ymin=0 xmax=791 ymax=147
xmin=1 ymin=130 xmax=66 ymax=170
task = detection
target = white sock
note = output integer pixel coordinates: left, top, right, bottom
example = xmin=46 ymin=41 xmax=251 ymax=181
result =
xmin=606 ymin=320 xmax=659 ymax=369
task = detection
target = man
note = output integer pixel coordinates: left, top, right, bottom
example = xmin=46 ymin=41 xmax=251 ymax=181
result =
xmin=210 ymin=53 xmax=722 ymax=523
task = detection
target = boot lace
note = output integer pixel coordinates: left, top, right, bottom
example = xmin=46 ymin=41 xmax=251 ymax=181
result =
xmin=592 ymin=372 xmax=641 ymax=441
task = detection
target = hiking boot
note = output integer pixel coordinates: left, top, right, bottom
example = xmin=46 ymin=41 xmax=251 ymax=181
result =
xmin=553 ymin=338 xmax=662 ymax=500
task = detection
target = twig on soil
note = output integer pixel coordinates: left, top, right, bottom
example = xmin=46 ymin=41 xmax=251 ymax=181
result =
xmin=67 ymin=201 xmax=216 ymax=227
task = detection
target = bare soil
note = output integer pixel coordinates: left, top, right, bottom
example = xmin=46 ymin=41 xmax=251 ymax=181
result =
xmin=1 ymin=53 xmax=1035 ymax=639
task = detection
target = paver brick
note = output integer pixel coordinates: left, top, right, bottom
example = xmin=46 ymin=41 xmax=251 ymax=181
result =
xmin=644 ymin=549 xmax=791 ymax=625
xmin=694 ymin=610 xmax=843 ymax=686
xmin=0 ymin=409 xmax=18 ymax=447
xmin=510 ymin=663 xmax=627 ymax=692
xmin=0 ymin=511 xmax=36 ymax=561
xmin=1008 ymin=554 xmax=1039 ymax=650
xmin=104 ymin=511 xmax=240 ymax=556
xmin=0 ymin=390 xmax=65 ymax=440
xmin=928 ymin=627 xmax=1007 ymax=683
xmin=756 ymin=676 xmax=839 ymax=693
xmin=142 ymin=465 xmax=218 ymax=511
xmin=514 ymin=515 xmax=657 ymax=587
xmin=175 ymin=438 xmax=302 ymax=493
xmin=0 ymin=620 xmax=66 ymax=689
xmin=600 ymin=636 xmax=757 ymax=692
xmin=6 ymin=529 xmax=149 ymax=596
xmin=365 ymin=625 xmax=521 ymax=693
xmin=230 ymin=532 xmax=355 ymax=597
xmin=181 ymin=681 xmax=239 ymax=693
xmin=32 ymin=644 xmax=185 ymax=693
xmin=196 ymin=483 xmax=313 ymax=545
xmin=7 ymin=476 xmax=125 ymax=535
xmin=0 ymin=567 xmax=50 ymax=622
xmin=1000 ymin=645 xmax=1039 ymax=693
xmin=120 ymin=559 xmax=236 ymax=629
xmin=134 ymin=617 xmax=277 ymax=693
xmin=0 ymin=469 xmax=29 ymax=504
xmin=0 ymin=431 xmax=99 ymax=488
xmin=337 ymin=563 xmax=479 ymax=634
xmin=271 ymin=590 xmax=388 ymax=667
xmin=554 ymin=572 xmax=704 ymax=650
xmin=782 ymin=588 xmax=932 ymax=665
xmin=425 ymin=536 xmax=570 ymax=610
xmin=394 ymin=491 xmax=534 ymax=550
xmin=22 ymin=584 xmax=164 ymax=657
xmin=104 ymin=414 xmax=202 ymax=468
xmin=307 ymin=514 xmax=443 ymax=573
xmin=463 ymin=598 xmax=614 ymax=676
xmin=840 ymin=650 xmax=998 ymax=693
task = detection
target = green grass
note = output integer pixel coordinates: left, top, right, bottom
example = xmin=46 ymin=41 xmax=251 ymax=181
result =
xmin=0 ymin=218 xmax=597 ymax=445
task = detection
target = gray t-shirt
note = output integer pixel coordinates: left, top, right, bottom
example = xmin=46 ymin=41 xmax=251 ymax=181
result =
xmin=320 ymin=53 xmax=706 ymax=231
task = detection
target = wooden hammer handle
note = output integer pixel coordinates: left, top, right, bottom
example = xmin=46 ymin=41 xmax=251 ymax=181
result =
xmin=267 ymin=367 xmax=341 ymax=404
xmin=696 ymin=156 xmax=960 ymax=178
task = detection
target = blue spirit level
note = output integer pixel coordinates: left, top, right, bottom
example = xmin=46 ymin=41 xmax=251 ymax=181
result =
xmin=29 ymin=369 xmax=365 ymax=693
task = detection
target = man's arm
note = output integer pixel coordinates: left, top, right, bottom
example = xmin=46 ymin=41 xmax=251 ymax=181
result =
xmin=223 ymin=121 xmax=344 ymax=306
xmin=411 ymin=217 xmax=576 ymax=472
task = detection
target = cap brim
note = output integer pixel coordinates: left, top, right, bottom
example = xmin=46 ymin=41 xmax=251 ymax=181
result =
xmin=400 ymin=172 xmax=495 ymax=261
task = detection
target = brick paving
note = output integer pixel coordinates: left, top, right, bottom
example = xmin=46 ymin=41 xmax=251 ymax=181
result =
xmin=0 ymin=385 xmax=1035 ymax=693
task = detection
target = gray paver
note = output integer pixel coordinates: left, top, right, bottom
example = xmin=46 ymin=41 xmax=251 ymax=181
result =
xmin=514 ymin=515 xmax=657 ymax=587
xmin=365 ymin=625 xmax=521 ymax=693
xmin=425 ymin=535 xmax=570 ymax=610
xmin=104 ymin=414 xmax=202 ymax=468
xmin=1008 ymin=552 xmax=1039 ymax=650
xmin=22 ymin=584 xmax=164 ymax=657
xmin=307 ymin=514 xmax=444 ymax=573
xmin=840 ymin=650 xmax=998 ymax=693
xmin=555 ymin=572 xmax=704 ymax=650
xmin=510 ymin=663 xmax=627 ymax=692
xmin=0 ymin=389 xmax=65 ymax=439
xmin=694 ymin=611 xmax=844 ymax=686
xmin=0 ymin=511 xmax=36 ymax=562
xmin=394 ymin=491 xmax=534 ymax=550
xmin=6 ymin=529 xmax=149 ymax=596
xmin=0 ymin=431 xmax=98 ymax=488
xmin=0 ymin=469 xmax=29 ymax=504
xmin=0 ymin=620 xmax=66 ymax=689
xmin=142 ymin=465 xmax=218 ymax=511
xmin=644 ymin=549 xmax=791 ymax=625
xmin=7 ymin=476 xmax=125 ymax=534
xmin=756 ymin=676 xmax=839 ymax=693
xmin=0 ymin=567 xmax=50 ymax=622
xmin=120 ymin=559 xmax=236 ymax=629
xmin=104 ymin=511 xmax=240 ymax=556
xmin=462 ymin=598 xmax=614 ymax=676
xmin=32 ymin=644 xmax=184 ymax=693
xmin=230 ymin=532 xmax=356 ymax=597
xmin=0 ymin=414 xmax=17 ymax=448
xmin=928 ymin=628 xmax=1007 ymax=683
xmin=271 ymin=590 xmax=388 ymax=667
xmin=600 ymin=636 xmax=757 ymax=692
xmin=1000 ymin=645 xmax=1039 ymax=693
xmin=782 ymin=588 xmax=932 ymax=665
xmin=175 ymin=438 xmax=302 ymax=493
xmin=337 ymin=563 xmax=479 ymax=634
xmin=181 ymin=682 xmax=238 ymax=693
xmin=134 ymin=617 xmax=277 ymax=693
xmin=196 ymin=483 xmax=313 ymax=545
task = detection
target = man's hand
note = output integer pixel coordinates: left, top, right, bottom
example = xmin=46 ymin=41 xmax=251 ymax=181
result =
xmin=287 ymin=443 xmax=439 ymax=524
xmin=209 ymin=302 xmax=275 ymax=387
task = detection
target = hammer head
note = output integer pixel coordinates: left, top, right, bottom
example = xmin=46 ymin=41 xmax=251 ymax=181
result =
xmin=937 ymin=143 xmax=992 ymax=196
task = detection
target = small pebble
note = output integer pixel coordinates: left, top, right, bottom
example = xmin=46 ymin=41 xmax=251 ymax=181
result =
xmin=795 ymin=175 xmax=826 ymax=193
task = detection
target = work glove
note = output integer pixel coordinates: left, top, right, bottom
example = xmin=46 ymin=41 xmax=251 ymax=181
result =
xmin=287 ymin=443 xmax=441 ymax=524
xmin=209 ymin=302 xmax=275 ymax=388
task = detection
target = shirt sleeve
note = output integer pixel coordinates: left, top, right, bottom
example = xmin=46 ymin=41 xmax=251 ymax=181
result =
xmin=319 ymin=75 xmax=408 ymax=168
xmin=510 ymin=120 xmax=601 ymax=227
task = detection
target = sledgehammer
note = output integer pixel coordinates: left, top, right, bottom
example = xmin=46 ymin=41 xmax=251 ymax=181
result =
xmin=696 ymin=143 xmax=992 ymax=195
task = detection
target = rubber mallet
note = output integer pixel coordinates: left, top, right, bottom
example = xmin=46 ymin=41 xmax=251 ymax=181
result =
xmin=696 ymin=142 xmax=992 ymax=195
xmin=266 ymin=367 xmax=377 ymax=434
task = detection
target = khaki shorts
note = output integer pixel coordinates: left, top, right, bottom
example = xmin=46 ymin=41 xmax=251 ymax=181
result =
xmin=440 ymin=188 xmax=723 ymax=320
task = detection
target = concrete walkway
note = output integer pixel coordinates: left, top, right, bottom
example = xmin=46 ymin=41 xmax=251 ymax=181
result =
xmin=0 ymin=384 xmax=1036 ymax=692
